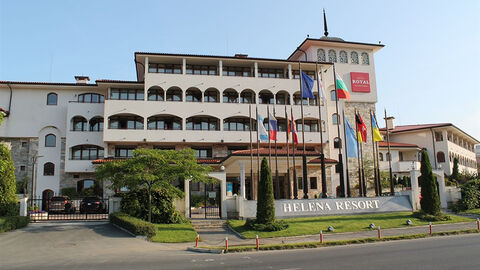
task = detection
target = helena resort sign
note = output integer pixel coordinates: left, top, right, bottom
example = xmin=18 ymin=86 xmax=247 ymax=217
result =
xmin=242 ymin=195 xmax=412 ymax=218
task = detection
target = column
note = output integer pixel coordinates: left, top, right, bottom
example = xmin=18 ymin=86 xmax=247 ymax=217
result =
xmin=182 ymin=58 xmax=186 ymax=75
xmin=409 ymin=170 xmax=421 ymax=210
xmin=145 ymin=56 xmax=149 ymax=78
xmin=254 ymin=62 xmax=258 ymax=78
xmin=219 ymin=60 xmax=223 ymax=77
xmin=288 ymin=64 xmax=292 ymax=79
xmin=240 ymin=161 xmax=246 ymax=199
xmin=184 ymin=179 xmax=190 ymax=218
xmin=433 ymin=170 xmax=448 ymax=208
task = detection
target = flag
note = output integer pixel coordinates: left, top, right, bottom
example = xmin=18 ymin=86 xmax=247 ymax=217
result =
xmin=269 ymin=111 xmax=277 ymax=141
xmin=356 ymin=112 xmax=367 ymax=143
xmin=257 ymin=113 xmax=269 ymax=142
xmin=289 ymin=113 xmax=298 ymax=145
xmin=344 ymin=117 xmax=358 ymax=158
xmin=301 ymin=71 xmax=314 ymax=99
xmin=336 ymin=72 xmax=351 ymax=100
xmin=371 ymin=113 xmax=383 ymax=142
xmin=317 ymin=73 xmax=326 ymax=102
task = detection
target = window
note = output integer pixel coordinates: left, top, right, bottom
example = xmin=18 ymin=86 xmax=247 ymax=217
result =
xmin=166 ymin=87 xmax=182 ymax=101
xmin=386 ymin=153 xmax=391 ymax=161
xmin=45 ymin=134 xmax=56 ymax=147
xmin=71 ymin=145 xmax=104 ymax=160
xmin=223 ymin=89 xmax=239 ymax=103
xmin=332 ymin=114 xmax=339 ymax=125
xmin=259 ymin=90 xmax=274 ymax=104
xmin=328 ymin=50 xmax=337 ymax=62
xmin=204 ymin=88 xmax=219 ymax=103
xmin=297 ymin=177 xmax=303 ymax=190
xmin=110 ymin=88 xmax=144 ymax=100
xmin=47 ymin=93 xmax=57 ymax=105
xmin=399 ymin=152 xmax=404 ymax=161
xmin=437 ymin=151 xmax=446 ymax=163
xmin=147 ymin=87 xmax=164 ymax=101
xmin=192 ymin=147 xmax=212 ymax=158
xmin=310 ymin=177 xmax=317 ymax=189
xmin=115 ymin=146 xmax=136 ymax=158
xmin=22 ymin=142 xmax=28 ymax=147
xmin=275 ymin=91 xmax=290 ymax=105
xmin=435 ymin=132 xmax=443 ymax=141
xmin=89 ymin=117 xmax=104 ymax=131
xmin=317 ymin=49 xmax=326 ymax=62
xmin=240 ymin=89 xmax=255 ymax=104
xmin=153 ymin=145 xmax=175 ymax=150
xmin=186 ymin=116 xmax=220 ymax=131
xmin=78 ymin=93 xmax=104 ymax=103
xmin=148 ymin=63 xmax=182 ymax=74
xmin=186 ymin=88 xmax=202 ymax=102
xmin=296 ymin=119 xmax=319 ymax=132
xmin=108 ymin=115 xmax=144 ymax=130
xmin=379 ymin=153 xmax=384 ymax=161
xmin=351 ymin=51 xmax=359 ymax=64
xmin=361 ymin=52 xmax=369 ymax=65
xmin=258 ymin=68 xmax=285 ymax=78
xmin=330 ymin=90 xmax=337 ymax=101
xmin=20 ymin=166 xmax=26 ymax=171
xmin=339 ymin=51 xmax=348 ymax=63
xmin=77 ymin=179 xmax=96 ymax=193
xmin=43 ymin=162 xmax=54 ymax=176
xmin=223 ymin=66 xmax=252 ymax=77
xmin=191 ymin=182 xmax=200 ymax=191
xmin=333 ymin=137 xmax=341 ymax=149
xmin=72 ymin=116 xmax=88 ymax=131
xmin=223 ymin=117 xmax=254 ymax=131
xmin=293 ymin=92 xmax=307 ymax=105
xmin=147 ymin=115 xmax=182 ymax=130
xmin=186 ymin=64 xmax=217 ymax=75
xmin=292 ymin=70 xmax=315 ymax=79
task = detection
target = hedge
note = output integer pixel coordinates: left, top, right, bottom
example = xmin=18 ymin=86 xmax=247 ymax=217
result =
xmin=0 ymin=216 xmax=30 ymax=233
xmin=110 ymin=212 xmax=156 ymax=239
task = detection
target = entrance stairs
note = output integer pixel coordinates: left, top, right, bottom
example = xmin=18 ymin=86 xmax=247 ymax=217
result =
xmin=191 ymin=219 xmax=226 ymax=230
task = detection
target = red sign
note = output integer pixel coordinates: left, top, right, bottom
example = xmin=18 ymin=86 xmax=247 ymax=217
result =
xmin=350 ymin=72 xmax=370 ymax=93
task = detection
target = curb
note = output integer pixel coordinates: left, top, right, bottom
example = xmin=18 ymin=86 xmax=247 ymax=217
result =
xmin=187 ymin=247 xmax=224 ymax=254
xmin=226 ymin=223 xmax=246 ymax=240
xmin=111 ymin=223 xmax=148 ymax=240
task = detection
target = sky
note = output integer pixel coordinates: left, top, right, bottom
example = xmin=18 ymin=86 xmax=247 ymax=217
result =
xmin=1 ymin=0 xmax=479 ymax=140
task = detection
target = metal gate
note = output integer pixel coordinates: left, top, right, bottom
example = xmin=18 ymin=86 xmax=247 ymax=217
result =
xmin=28 ymin=196 xmax=109 ymax=222
xmin=189 ymin=182 xmax=220 ymax=219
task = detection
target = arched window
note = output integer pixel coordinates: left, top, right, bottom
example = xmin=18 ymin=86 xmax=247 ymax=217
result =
xmin=72 ymin=116 xmax=88 ymax=131
xmin=437 ymin=151 xmax=446 ymax=163
xmin=89 ymin=117 xmax=104 ymax=131
xmin=47 ymin=93 xmax=58 ymax=105
xmin=45 ymin=134 xmax=56 ymax=147
xmin=223 ymin=117 xmax=254 ymax=131
xmin=71 ymin=145 xmax=104 ymax=160
xmin=309 ymin=94 xmax=318 ymax=106
xmin=332 ymin=113 xmax=340 ymax=125
xmin=317 ymin=49 xmax=326 ymax=62
xmin=333 ymin=137 xmax=341 ymax=149
xmin=166 ymin=87 xmax=182 ymax=101
xmin=147 ymin=115 xmax=182 ymax=130
xmin=296 ymin=119 xmax=319 ymax=132
xmin=204 ymin=88 xmax=219 ymax=103
xmin=339 ymin=51 xmax=348 ymax=63
xmin=259 ymin=90 xmax=274 ymax=104
xmin=293 ymin=92 xmax=305 ymax=105
xmin=330 ymin=90 xmax=337 ymax=101
xmin=328 ymin=50 xmax=337 ymax=62
xmin=186 ymin=88 xmax=202 ymax=102
xmin=223 ymin=89 xmax=239 ymax=103
xmin=351 ymin=52 xmax=359 ymax=64
xmin=147 ymin=87 xmax=164 ymax=101
xmin=108 ymin=114 xmax=144 ymax=130
xmin=379 ymin=153 xmax=384 ymax=161
xmin=186 ymin=116 xmax=220 ymax=131
xmin=240 ymin=89 xmax=255 ymax=104
xmin=77 ymin=179 xmax=96 ymax=193
xmin=78 ymin=93 xmax=104 ymax=103
xmin=275 ymin=91 xmax=290 ymax=105
xmin=43 ymin=162 xmax=55 ymax=176
xmin=361 ymin=52 xmax=370 ymax=65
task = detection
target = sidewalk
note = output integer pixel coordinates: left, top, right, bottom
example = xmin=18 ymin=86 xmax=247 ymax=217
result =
xmin=196 ymin=221 xmax=479 ymax=247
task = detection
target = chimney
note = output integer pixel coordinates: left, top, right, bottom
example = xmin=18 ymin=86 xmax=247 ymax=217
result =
xmin=234 ymin=54 xmax=248 ymax=58
xmin=74 ymin=76 xmax=90 ymax=84
xmin=386 ymin=117 xmax=395 ymax=130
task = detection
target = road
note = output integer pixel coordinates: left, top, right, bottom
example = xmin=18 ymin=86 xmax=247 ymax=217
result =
xmin=1 ymin=222 xmax=479 ymax=270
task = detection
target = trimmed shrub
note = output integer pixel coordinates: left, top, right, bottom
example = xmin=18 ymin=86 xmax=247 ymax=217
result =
xmin=256 ymin=158 xmax=275 ymax=225
xmin=110 ymin=212 xmax=156 ymax=239
xmin=0 ymin=144 xmax=17 ymax=216
xmin=0 ymin=216 xmax=30 ymax=233
xmin=419 ymin=150 xmax=441 ymax=216
xmin=245 ymin=219 xmax=288 ymax=231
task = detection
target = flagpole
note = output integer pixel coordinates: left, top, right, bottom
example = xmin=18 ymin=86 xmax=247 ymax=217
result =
xmin=359 ymin=130 xmax=366 ymax=197
xmin=317 ymin=63 xmax=328 ymax=198
xmin=291 ymin=106 xmax=298 ymax=199
xmin=384 ymin=108 xmax=394 ymax=195
xmin=298 ymin=61 xmax=309 ymax=199
xmin=273 ymin=107 xmax=280 ymax=199
xmin=285 ymin=106 xmax=291 ymax=199
xmin=370 ymin=110 xmax=379 ymax=196
xmin=374 ymin=112 xmax=382 ymax=196
xmin=342 ymin=108 xmax=351 ymax=197
xmin=256 ymin=106 xmax=260 ymax=200
xmin=354 ymin=109 xmax=363 ymax=197
xmin=333 ymin=65 xmax=346 ymax=197
xmin=249 ymin=104 xmax=254 ymax=200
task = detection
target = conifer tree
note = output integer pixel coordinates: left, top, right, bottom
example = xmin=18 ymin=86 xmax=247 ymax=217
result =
xmin=419 ymin=150 xmax=441 ymax=216
xmin=256 ymin=158 xmax=275 ymax=224
xmin=449 ymin=157 xmax=459 ymax=184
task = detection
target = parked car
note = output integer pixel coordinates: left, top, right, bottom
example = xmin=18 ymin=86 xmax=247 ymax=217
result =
xmin=49 ymin=196 xmax=76 ymax=213
xmin=80 ymin=197 xmax=105 ymax=213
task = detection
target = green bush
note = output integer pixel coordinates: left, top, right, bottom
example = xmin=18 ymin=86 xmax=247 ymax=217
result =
xmin=0 ymin=216 xmax=30 ymax=233
xmin=456 ymin=179 xmax=480 ymax=210
xmin=419 ymin=150 xmax=441 ymax=216
xmin=61 ymin=187 xmax=78 ymax=198
xmin=109 ymin=212 xmax=156 ymax=239
xmin=256 ymin=158 xmax=275 ymax=225
xmin=245 ymin=219 xmax=288 ymax=231
xmin=16 ymin=177 xmax=28 ymax=194
xmin=0 ymin=144 xmax=18 ymax=216
xmin=413 ymin=211 xmax=451 ymax=222
xmin=120 ymin=188 xmax=187 ymax=224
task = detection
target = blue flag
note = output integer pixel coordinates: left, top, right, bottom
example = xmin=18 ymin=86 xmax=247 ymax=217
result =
xmin=344 ymin=117 xmax=358 ymax=158
xmin=301 ymin=71 xmax=314 ymax=99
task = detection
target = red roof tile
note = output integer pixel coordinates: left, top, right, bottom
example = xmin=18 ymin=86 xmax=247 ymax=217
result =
xmin=230 ymin=148 xmax=321 ymax=157
xmin=379 ymin=123 xmax=451 ymax=133
xmin=308 ymin=158 xmax=338 ymax=164
xmin=92 ymin=157 xmax=221 ymax=165
xmin=378 ymin=141 xmax=420 ymax=148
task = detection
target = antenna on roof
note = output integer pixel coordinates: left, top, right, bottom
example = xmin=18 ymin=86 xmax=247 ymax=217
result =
xmin=323 ymin=9 xmax=329 ymax=37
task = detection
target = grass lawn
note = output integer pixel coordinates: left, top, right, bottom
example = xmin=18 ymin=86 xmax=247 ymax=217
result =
xmin=462 ymin=209 xmax=480 ymax=215
xmin=228 ymin=212 xmax=473 ymax=239
xmin=151 ymin=223 xmax=197 ymax=243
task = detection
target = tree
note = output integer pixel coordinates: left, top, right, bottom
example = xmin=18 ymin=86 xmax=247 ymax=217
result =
xmin=95 ymin=148 xmax=212 ymax=223
xmin=256 ymin=158 xmax=275 ymax=224
xmin=0 ymin=143 xmax=17 ymax=216
xmin=419 ymin=150 xmax=441 ymax=216
xmin=449 ymin=157 xmax=459 ymax=185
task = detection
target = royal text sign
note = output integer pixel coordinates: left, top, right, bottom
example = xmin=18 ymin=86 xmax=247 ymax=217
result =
xmin=350 ymin=72 xmax=371 ymax=93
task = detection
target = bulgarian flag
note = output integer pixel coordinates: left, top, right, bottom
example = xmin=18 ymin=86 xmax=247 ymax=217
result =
xmin=335 ymin=72 xmax=351 ymax=100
